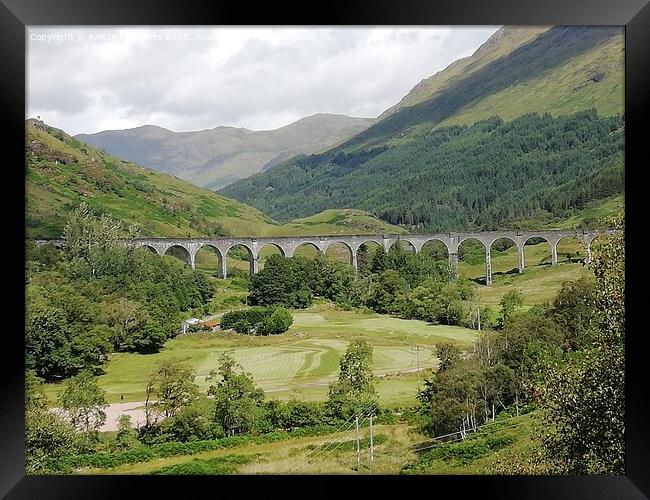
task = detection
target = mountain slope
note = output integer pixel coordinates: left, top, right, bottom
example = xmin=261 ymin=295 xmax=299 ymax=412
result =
xmin=379 ymin=26 xmax=552 ymax=119
xmin=221 ymin=26 xmax=624 ymax=231
xmin=75 ymin=113 xmax=375 ymax=190
xmin=26 ymin=119 xmax=402 ymax=239
xmin=345 ymin=26 xmax=622 ymax=151
xmin=221 ymin=111 xmax=624 ymax=231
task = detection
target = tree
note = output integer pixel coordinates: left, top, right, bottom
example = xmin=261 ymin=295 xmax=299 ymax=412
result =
xmin=403 ymin=281 xmax=444 ymax=322
xmin=481 ymin=363 xmax=516 ymax=421
xmin=58 ymin=371 xmax=107 ymax=441
xmin=418 ymin=360 xmax=482 ymax=436
xmin=220 ymin=306 xmax=293 ymax=335
xmin=63 ymin=201 xmax=138 ymax=276
xmin=551 ymin=277 xmax=596 ymax=350
xmin=158 ymin=399 xmax=223 ymax=443
xmin=233 ymin=319 xmax=252 ymax=334
xmin=102 ymin=298 xmax=150 ymax=351
xmin=26 ymin=306 xmax=72 ymax=380
xmin=540 ymin=218 xmax=624 ymax=473
xmin=146 ymin=359 xmax=199 ymax=422
xmin=281 ymin=398 xmax=324 ymax=430
xmin=499 ymin=304 xmax=564 ymax=414
xmin=115 ymin=414 xmax=139 ymax=450
xmin=326 ymin=339 xmax=379 ymax=420
xmin=435 ymin=342 xmax=461 ymax=372
xmin=338 ymin=339 xmax=375 ymax=393
xmin=25 ymin=371 xmax=79 ymax=473
xmin=497 ymin=290 xmax=524 ymax=329
xmin=257 ymin=307 xmax=293 ymax=335
xmin=248 ymin=255 xmax=313 ymax=308
xmin=366 ymin=269 xmax=409 ymax=314
xmin=208 ymin=351 xmax=267 ymax=436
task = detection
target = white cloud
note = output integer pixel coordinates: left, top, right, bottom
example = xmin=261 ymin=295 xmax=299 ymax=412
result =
xmin=27 ymin=26 xmax=500 ymax=135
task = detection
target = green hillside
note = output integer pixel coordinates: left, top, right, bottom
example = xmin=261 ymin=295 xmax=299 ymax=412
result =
xmin=380 ymin=26 xmax=623 ymax=130
xmin=220 ymin=26 xmax=624 ymax=232
xmin=264 ymin=209 xmax=408 ymax=236
xmin=379 ymin=26 xmax=552 ymax=119
xmin=221 ymin=111 xmax=624 ymax=231
xmin=25 ymin=120 xmax=403 ymax=239
xmin=350 ymin=26 xmax=622 ymax=150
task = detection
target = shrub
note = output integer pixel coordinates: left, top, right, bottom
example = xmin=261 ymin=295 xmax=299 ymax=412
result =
xmin=257 ymin=307 xmax=293 ymax=335
xmin=149 ymin=454 xmax=253 ymax=475
xmin=220 ymin=306 xmax=293 ymax=335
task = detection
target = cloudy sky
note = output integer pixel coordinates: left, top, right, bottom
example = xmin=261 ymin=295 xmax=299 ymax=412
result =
xmin=27 ymin=26 xmax=499 ymax=135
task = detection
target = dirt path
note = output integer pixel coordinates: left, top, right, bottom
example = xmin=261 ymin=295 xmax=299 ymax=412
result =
xmin=52 ymin=401 xmax=151 ymax=432
xmin=100 ymin=401 xmax=149 ymax=431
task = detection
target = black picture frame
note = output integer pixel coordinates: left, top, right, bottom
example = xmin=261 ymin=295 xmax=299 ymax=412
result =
xmin=2 ymin=0 xmax=648 ymax=497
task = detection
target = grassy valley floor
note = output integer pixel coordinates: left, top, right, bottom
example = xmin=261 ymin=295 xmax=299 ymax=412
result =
xmin=44 ymin=243 xmax=590 ymax=475
xmin=44 ymin=241 xmax=592 ymax=408
xmin=45 ymin=303 xmax=477 ymax=407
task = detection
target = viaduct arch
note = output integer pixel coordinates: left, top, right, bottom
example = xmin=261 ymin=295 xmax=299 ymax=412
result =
xmin=34 ymin=228 xmax=620 ymax=285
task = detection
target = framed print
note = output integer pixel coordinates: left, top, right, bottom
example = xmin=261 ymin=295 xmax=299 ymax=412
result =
xmin=2 ymin=0 xmax=648 ymax=497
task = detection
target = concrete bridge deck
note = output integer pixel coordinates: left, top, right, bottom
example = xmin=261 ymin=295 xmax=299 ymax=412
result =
xmin=35 ymin=228 xmax=620 ymax=285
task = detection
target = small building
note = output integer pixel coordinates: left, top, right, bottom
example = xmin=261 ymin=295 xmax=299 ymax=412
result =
xmin=181 ymin=318 xmax=202 ymax=334
xmin=204 ymin=318 xmax=220 ymax=328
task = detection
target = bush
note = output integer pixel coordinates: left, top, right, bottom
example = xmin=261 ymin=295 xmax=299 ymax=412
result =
xmin=257 ymin=307 xmax=293 ymax=335
xmin=150 ymin=454 xmax=253 ymax=475
xmin=233 ymin=320 xmax=251 ymax=334
xmin=220 ymin=306 xmax=293 ymax=335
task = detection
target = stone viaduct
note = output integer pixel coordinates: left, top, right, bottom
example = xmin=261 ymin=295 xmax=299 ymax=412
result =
xmin=36 ymin=228 xmax=620 ymax=286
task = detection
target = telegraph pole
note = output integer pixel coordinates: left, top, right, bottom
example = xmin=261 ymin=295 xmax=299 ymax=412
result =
xmin=369 ymin=415 xmax=374 ymax=474
xmin=411 ymin=345 xmax=425 ymax=392
xmin=355 ymin=416 xmax=361 ymax=472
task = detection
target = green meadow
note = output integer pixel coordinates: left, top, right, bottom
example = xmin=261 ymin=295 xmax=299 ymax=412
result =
xmin=45 ymin=304 xmax=477 ymax=407
xmin=44 ymin=239 xmax=595 ymax=414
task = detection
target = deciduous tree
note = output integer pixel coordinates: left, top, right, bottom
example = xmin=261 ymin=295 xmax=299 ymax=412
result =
xmin=58 ymin=371 xmax=107 ymax=439
xmin=146 ymin=359 xmax=199 ymax=421
xmin=208 ymin=351 xmax=267 ymax=436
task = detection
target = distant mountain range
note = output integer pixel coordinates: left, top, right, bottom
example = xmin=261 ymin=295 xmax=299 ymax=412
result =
xmin=75 ymin=114 xmax=375 ymax=190
xmin=220 ymin=26 xmax=624 ymax=231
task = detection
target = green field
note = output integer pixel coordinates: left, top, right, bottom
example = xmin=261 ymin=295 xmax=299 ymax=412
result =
xmin=263 ymin=209 xmax=408 ymax=237
xmin=44 ymin=236 xmax=599 ymax=419
xmin=458 ymin=240 xmax=592 ymax=306
xmin=44 ymin=304 xmax=477 ymax=407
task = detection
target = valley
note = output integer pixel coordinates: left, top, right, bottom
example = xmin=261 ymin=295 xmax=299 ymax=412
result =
xmin=25 ymin=24 xmax=625 ymax=477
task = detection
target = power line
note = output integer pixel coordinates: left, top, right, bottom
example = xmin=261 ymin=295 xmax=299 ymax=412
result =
xmin=369 ymin=414 xmax=374 ymax=469
xmin=355 ymin=415 xmax=361 ymax=472
xmin=292 ymin=402 xmax=380 ymax=473
xmin=310 ymin=403 xmax=379 ymax=473
xmin=293 ymin=407 xmax=376 ymax=474
xmin=411 ymin=413 xmax=532 ymax=453
xmin=288 ymin=401 xmax=379 ymax=473
xmin=287 ymin=411 xmax=360 ymax=473
xmin=410 ymin=345 xmax=429 ymax=392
